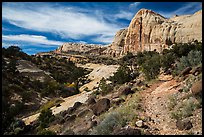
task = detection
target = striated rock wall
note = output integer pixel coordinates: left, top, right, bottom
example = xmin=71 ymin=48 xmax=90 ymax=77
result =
xmin=123 ymin=9 xmax=202 ymax=54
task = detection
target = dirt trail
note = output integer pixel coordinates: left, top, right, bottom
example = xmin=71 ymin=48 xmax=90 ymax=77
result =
xmin=140 ymin=74 xmax=186 ymax=135
xmin=22 ymin=63 xmax=119 ymax=125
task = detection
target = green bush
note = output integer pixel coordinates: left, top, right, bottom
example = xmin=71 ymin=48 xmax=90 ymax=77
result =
xmin=98 ymin=78 xmax=113 ymax=95
xmin=174 ymin=50 xmax=202 ymax=75
xmin=38 ymin=108 xmax=55 ymax=128
xmin=92 ymin=112 xmax=124 ymax=135
xmin=110 ymin=64 xmax=132 ymax=85
xmin=141 ymin=53 xmax=161 ymax=80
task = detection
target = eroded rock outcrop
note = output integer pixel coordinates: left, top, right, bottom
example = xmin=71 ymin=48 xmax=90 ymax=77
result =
xmin=123 ymin=9 xmax=202 ymax=54
xmin=102 ymin=29 xmax=127 ymax=57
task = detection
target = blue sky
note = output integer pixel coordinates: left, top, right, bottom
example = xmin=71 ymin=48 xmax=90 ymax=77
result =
xmin=2 ymin=2 xmax=202 ymax=55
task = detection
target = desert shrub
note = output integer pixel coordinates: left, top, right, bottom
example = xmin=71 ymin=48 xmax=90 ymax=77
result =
xmin=110 ymin=64 xmax=132 ymax=85
xmin=38 ymin=108 xmax=55 ymax=128
xmin=170 ymin=96 xmax=199 ymax=120
xmin=37 ymin=129 xmax=56 ymax=135
xmin=174 ymin=50 xmax=202 ymax=75
xmin=98 ymin=78 xmax=113 ymax=95
xmin=92 ymin=112 xmax=124 ymax=135
xmin=168 ymin=95 xmax=177 ymax=111
xmin=141 ymin=53 xmax=161 ymax=80
xmin=160 ymin=52 xmax=177 ymax=72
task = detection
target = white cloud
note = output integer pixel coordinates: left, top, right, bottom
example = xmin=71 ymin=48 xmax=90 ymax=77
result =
xmin=2 ymin=34 xmax=64 ymax=46
xmin=115 ymin=11 xmax=134 ymax=20
xmin=129 ymin=2 xmax=141 ymax=9
xmin=2 ymin=3 xmax=121 ymax=43
xmin=92 ymin=35 xmax=114 ymax=44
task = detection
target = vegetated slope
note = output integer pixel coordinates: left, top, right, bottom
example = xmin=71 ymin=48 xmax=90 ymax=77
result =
xmin=2 ymin=46 xmax=89 ymax=135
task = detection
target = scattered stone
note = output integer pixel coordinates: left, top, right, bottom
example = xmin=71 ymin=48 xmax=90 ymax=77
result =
xmin=111 ymin=97 xmax=125 ymax=106
xmin=135 ymin=120 xmax=144 ymax=127
xmin=190 ymin=65 xmax=202 ymax=75
xmin=176 ymin=119 xmax=193 ymax=130
xmin=118 ymin=86 xmax=134 ymax=96
xmin=90 ymin=98 xmax=110 ymax=116
xmin=179 ymin=67 xmax=192 ymax=76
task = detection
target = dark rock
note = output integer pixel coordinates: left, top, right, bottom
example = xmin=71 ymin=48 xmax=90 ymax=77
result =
xmin=56 ymin=104 xmax=61 ymax=107
xmin=85 ymin=96 xmax=96 ymax=106
xmin=191 ymin=80 xmax=202 ymax=97
xmin=176 ymin=119 xmax=193 ymax=130
xmin=73 ymin=102 xmax=82 ymax=110
xmin=91 ymin=98 xmax=110 ymax=116
xmin=118 ymin=86 xmax=134 ymax=96
xmin=13 ymin=119 xmax=26 ymax=129
xmin=113 ymin=127 xmax=141 ymax=135
xmin=77 ymin=109 xmax=92 ymax=117
xmin=65 ymin=115 xmax=76 ymax=122
xmin=60 ymin=110 xmax=67 ymax=117
xmin=190 ymin=65 xmax=202 ymax=75
xmin=67 ymin=107 xmax=75 ymax=115
xmin=179 ymin=67 xmax=192 ymax=76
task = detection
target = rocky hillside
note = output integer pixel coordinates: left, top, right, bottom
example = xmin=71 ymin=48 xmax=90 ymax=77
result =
xmin=54 ymin=42 xmax=107 ymax=56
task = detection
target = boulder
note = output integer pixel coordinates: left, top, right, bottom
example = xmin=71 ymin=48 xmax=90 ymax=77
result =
xmin=190 ymin=65 xmax=202 ymax=75
xmin=191 ymin=80 xmax=202 ymax=97
xmin=176 ymin=119 xmax=193 ymax=130
xmin=85 ymin=96 xmax=96 ymax=106
xmin=91 ymin=98 xmax=110 ymax=116
xmin=118 ymin=86 xmax=134 ymax=96
xmin=179 ymin=67 xmax=192 ymax=76
xmin=135 ymin=120 xmax=144 ymax=127
xmin=72 ymin=102 xmax=82 ymax=110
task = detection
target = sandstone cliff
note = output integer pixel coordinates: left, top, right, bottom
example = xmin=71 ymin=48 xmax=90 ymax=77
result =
xmin=106 ymin=9 xmax=202 ymax=56
xmin=123 ymin=9 xmax=202 ymax=54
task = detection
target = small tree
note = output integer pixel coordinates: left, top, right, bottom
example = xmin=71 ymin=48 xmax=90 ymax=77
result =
xmin=38 ymin=108 xmax=55 ymax=128
xmin=99 ymin=77 xmax=113 ymax=95
xmin=141 ymin=54 xmax=161 ymax=81
xmin=110 ymin=64 xmax=132 ymax=85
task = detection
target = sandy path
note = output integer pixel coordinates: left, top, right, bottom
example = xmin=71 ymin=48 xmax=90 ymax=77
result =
xmin=22 ymin=63 xmax=119 ymax=125
xmin=140 ymin=74 xmax=186 ymax=135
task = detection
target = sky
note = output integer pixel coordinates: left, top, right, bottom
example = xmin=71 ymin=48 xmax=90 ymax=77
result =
xmin=2 ymin=2 xmax=202 ymax=55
